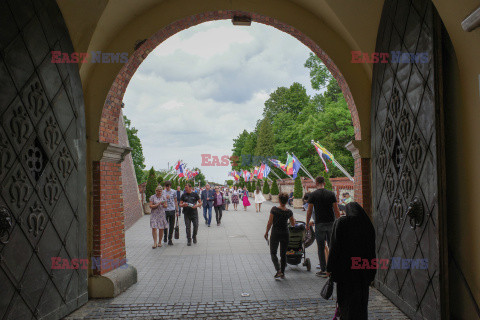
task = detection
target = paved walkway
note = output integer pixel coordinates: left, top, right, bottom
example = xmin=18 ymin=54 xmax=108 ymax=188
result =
xmin=65 ymin=200 xmax=407 ymax=319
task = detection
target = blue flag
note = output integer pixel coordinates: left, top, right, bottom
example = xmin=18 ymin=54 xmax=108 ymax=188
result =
xmin=263 ymin=163 xmax=271 ymax=178
xmin=292 ymin=154 xmax=302 ymax=179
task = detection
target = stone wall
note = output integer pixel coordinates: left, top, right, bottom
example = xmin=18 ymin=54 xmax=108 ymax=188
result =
xmin=276 ymin=177 xmax=354 ymax=201
xmin=118 ymin=111 xmax=144 ymax=229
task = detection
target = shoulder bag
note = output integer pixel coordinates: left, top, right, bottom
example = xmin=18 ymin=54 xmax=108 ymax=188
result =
xmin=321 ymin=277 xmax=334 ymax=300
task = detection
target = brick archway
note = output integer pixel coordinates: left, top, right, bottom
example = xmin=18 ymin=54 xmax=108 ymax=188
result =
xmin=93 ymin=10 xmax=370 ymax=276
xmin=99 ymin=10 xmax=361 ymax=143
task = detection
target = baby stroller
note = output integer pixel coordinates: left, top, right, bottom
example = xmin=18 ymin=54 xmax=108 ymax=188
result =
xmin=286 ymin=221 xmax=311 ymax=271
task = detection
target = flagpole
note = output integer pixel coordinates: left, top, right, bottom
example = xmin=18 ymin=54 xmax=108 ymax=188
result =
xmin=292 ymin=152 xmax=315 ymax=181
xmin=313 ymin=140 xmax=354 ymax=182
xmin=268 ymin=158 xmax=291 ymax=178
xmin=316 ymin=140 xmax=354 ymax=181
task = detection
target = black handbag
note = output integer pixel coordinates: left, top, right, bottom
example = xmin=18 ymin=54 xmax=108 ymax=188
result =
xmin=174 ymin=216 xmax=179 ymax=239
xmin=320 ymin=277 xmax=334 ymax=300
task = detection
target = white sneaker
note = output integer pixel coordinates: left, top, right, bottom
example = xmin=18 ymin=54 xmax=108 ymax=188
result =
xmin=316 ymin=264 xmax=322 ymax=269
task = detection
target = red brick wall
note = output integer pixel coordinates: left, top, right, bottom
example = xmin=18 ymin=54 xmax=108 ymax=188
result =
xmin=354 ymin=158 xmax=371 ymax=215
xmin=118 ymin=112 xmax=144 ymax=229
xmin=92 ymin=161 xmax=126 ymax=275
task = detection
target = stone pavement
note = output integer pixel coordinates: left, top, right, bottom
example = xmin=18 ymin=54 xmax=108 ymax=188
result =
xmin=65 ymin=200 xmax=408 ymax=319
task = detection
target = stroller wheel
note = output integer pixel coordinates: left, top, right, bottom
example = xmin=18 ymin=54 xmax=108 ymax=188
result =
xmin=306 ymin=258 xmax=311 ymax=271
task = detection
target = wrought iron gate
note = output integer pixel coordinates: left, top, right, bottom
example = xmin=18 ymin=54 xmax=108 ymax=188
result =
xmin=0 ymin=0 xmax=87 ymax=319
xmin=371 ymin=0 xmax=448 ymax=319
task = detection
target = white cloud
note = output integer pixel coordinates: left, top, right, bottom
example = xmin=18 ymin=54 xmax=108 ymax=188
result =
xmin=123 ymin=20 xmax=318 ymax=183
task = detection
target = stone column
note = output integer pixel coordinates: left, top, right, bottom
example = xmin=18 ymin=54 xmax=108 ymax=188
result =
xmin=345 ymin=140 xmax=372 ymax=216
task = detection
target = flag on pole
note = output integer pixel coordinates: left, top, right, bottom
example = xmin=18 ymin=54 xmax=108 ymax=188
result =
xmin=269 ymin=158 xmax=287 ymax=172
xmin=176 ymin=161 xmax=185 ymax=177
xmin=291 ymin=154 xmax=302 ymax=179
xmin=253 ymin=166 xmax=259 ymax=178
xmin=258 ymin=164 xmax=265 ymax=179
xmin=285 ymin=154 xmax=294 ymax=175
xmin=313 ymin=143 xmax=331 ymax=172
xmin=246 ymin=171 xmax=251 ymax=181
xmin=250 ymin=170 xmax=254 ymax=181
xmin=234 ymin=171 xmax=240 ymax=181
xmin=263 ymin=163 xmax=271 ymax=178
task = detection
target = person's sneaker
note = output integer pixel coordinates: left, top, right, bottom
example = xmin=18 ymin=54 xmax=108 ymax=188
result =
xmin=168 ymin=240 xmax=173 ymax=245
xmin=217 ymin=223 xmax=220 ymax=226
xmin=316 ymin=264 xmax=322 ymax=269
xmin=280 ymin=273 xmax=285 ymax=279
xmin=208 ymin=224 xmax=211 ymax=227
xmin=193 ymin=237 xmax=197 ymax=244
xmin=163 ymin=238 xmax=167 ymax=243
xmin=187 ymin=240 xmax=192 ymax=246
xmin=316 ymin=271 xmax=328 ymax=278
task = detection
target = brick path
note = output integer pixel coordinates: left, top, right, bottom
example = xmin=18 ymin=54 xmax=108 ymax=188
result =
xmin=65 ymin=201 xmax=408 ymax=319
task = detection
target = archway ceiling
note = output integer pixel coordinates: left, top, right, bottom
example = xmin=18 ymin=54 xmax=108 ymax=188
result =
xmin=57 ymin=0 xmax=383 ymax=81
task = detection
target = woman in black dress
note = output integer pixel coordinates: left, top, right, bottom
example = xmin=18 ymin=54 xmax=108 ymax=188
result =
xmin=264 ymin=192 xmax=296 ymax=279
xmin=326 ymin=202 xmax=376 ymax=320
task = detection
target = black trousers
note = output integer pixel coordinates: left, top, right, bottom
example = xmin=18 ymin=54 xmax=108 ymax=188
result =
xmin=270 ymin=232 xmax=289 ymax=273
xmin=336 ymin=280 xmax=370 ymax=320
xmin=214 ymin=206 xmax=223 ymax=224
xmin=163 ymin=211 xmax=175 ymax=241
xmin=184 ymin=211 xmax=198 ymax=240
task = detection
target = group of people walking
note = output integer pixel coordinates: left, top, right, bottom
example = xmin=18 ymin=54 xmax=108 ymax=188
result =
xmin=150 ymin=176 xmax=374 ymax=319
xmin=149 ymin=182 xmax=269 ymax=247
xmin=265 ymin=176 xmax=376 ymax=320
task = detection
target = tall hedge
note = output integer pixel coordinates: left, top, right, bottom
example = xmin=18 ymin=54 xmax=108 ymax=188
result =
xmin=270 ymin=179 xmax=279 ymax=195
xmin=145 ymin=167 xmax=157 ymax=200
xmin=293 ymin=176 xmax=303 ymax=199
xmin=262 ymin=180 xmax=270 ymax=194
xmin=256 ymin=180 xmax=261 ymax=190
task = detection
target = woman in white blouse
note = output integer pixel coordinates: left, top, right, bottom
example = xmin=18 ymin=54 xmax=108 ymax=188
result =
xmin=254 ymin=186 xmax=266 ymax=212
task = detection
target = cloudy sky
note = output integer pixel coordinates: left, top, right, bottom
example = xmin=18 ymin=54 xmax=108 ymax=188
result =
xmin=123 ymin=20 xmax=317 ymax=184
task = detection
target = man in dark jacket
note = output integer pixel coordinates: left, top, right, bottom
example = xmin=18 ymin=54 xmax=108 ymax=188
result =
xmin=201 ymin=184 xmax=215 ymax=227
xmin=326 ymin=202 xmax=376 ymax=320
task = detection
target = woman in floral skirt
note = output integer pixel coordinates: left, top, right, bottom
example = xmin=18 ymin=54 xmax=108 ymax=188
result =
xmin=231 ymin=186 xmax=240 ymax=211
xmin=149 ymin=186 xmax=168 ymax=248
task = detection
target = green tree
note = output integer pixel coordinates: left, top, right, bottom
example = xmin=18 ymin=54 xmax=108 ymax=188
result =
xmin=157 ymin=175 xmax=164 ymax=185
xmin=304 ymin=52 xmax=331 ymax=91
xmin=293 ymin=176 xmax=303 ymax=199
xmin=145 ymin=167 xmax=157 ymax=200
xmin=255 ymin=118 xmax=274 ymax=159
xmin=123 ymin=116 xmax=146 ymax=183
xmin=192 ymin=168 xmax=206 ymax=187
xmin=270 ymin=179 xmax=279 ymax=195
xmin=262 ymin=180 xmax=270 ymax=194
xmin=263 ymin=82 xmax=310 ymax=119
xmin=226 ymin=180 xmax=234 ymax=186
xmin=238 ymin=177 xmax=245 ymax=188
xmin=256 ymin=180 xmax=261 ymax=191
xmin=240 ymin=132 xmax=257 ymax=169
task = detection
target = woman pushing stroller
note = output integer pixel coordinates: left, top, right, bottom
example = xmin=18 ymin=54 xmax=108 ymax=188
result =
xmin=264 ymin=192 xmax=296 ymax=279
